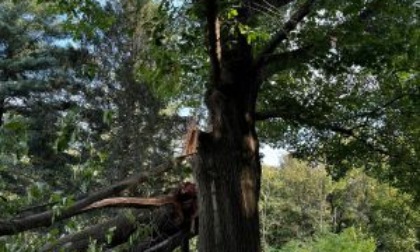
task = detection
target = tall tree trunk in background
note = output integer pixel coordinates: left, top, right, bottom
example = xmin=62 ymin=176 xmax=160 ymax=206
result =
xmin=0 ymin=98 xmax=4 ymax=127
xmin=195 ymin=10 xmax=262 ymax=249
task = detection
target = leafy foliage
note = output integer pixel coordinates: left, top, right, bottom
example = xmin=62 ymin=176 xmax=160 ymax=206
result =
xmin=0 ymin=0 xmax=419 ymax=250
xmin=261 ymin=158 xmax=420 ymax=251
xmin=278 ymin=227 xmax=376 ymax=252
xmin=255 ymin=0 xmax=420 ymax=199
xmin=0 ymin=0 xmax=185 ymax=249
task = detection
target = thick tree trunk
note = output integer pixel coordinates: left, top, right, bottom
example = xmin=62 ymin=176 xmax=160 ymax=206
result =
xmin=196 ymin=0 xmax=316 ymax=248
xmin=195 ymin=65 xmax=262 ymax=251
xmin=198 ymin=2 xmax=263 ymax=249
xmin=195 ymin=136 xmax=261 ymax=252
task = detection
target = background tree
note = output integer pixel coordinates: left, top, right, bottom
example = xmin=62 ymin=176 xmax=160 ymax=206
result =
xmin=261 ymin=158 xmax=419 ymax=251
xmin=0 ymin=0 xmax=94 ymax=202
xmin=1 ymin=0 xmax=187 ymax=250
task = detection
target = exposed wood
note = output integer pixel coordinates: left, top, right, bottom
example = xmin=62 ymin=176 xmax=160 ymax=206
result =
xmin=82 ymin=197 xmax=179 ymax=211
xmin=183 ymin=119 xmax=199 ymax=156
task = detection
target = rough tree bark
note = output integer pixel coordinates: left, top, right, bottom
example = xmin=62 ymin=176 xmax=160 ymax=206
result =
xmin=195 ymin=3 xmax=261 ymax=252
xmin=195 ymin=1 xmax=316 ymax=251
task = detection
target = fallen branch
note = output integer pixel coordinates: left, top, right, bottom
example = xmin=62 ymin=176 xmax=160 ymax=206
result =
xmin=144 ymin=229 xmax=194 ymax=252
xmin=42 ymin=203 xmax=190 ymax=252
xmin=0 ymin=155 xmax=189 ymax=236
xmin=40 ymin=210 xmax=146 ymax=251
xmin=82 ymin=197 xmax=177 ymax=211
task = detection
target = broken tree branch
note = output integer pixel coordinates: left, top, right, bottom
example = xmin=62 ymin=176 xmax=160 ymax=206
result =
xmin=0 ymin=155 xmax=189 ymax=236
xmin=40 ymin=211 xmax=145 ymax=251
xmin=82 ymin=197 xmax=178 ymax=211
xmin=42 ymin=203 xmax=189 ymax=252
xmin=41 ymin=181 xmax=197 ymax=251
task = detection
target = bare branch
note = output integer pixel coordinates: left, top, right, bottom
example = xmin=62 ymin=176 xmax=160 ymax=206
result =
xmin=82 ymin=197 xmax=176 ymax=211
xmin=0 ymin=155 xmax=189 ymax=236
xmin=254 ymin=0 xmax=316 ymax=69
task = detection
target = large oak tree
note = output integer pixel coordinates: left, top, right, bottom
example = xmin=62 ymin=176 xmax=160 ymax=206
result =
xmin=187 ymin=0 xmax=418 ymax=251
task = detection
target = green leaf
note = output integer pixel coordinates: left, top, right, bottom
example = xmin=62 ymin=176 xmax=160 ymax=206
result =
xmin=227 ymin=8 xmax=238 ymax=19
xmin=3 ymin=121 xmax=25 ymax=131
